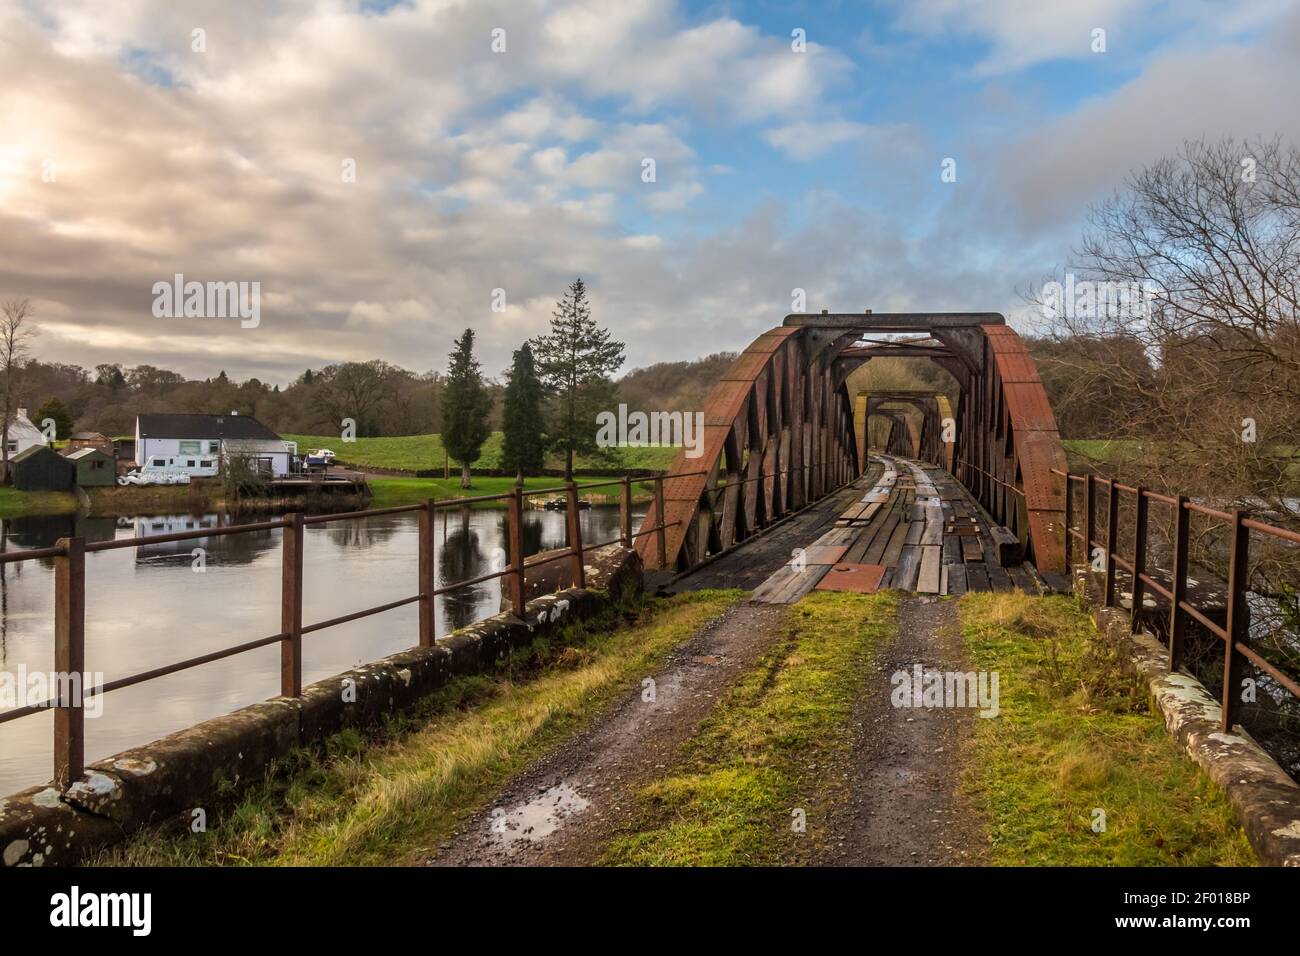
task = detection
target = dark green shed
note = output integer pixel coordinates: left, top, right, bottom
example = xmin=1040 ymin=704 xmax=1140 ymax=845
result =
xmin=66 ymin=447 xmax=115 ymax=487
xmin=11 ymin=444 xmax=75 ymax=491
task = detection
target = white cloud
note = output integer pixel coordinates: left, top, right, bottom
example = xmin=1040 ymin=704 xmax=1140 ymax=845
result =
xmin=892 ymin=0 xmax=1294 ymax=74
xmin=764 ymin=121 xmax=871 ymax=161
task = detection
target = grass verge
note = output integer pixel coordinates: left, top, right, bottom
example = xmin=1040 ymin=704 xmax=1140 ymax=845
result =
xmin=285 ymin=432 xmax=678 ymax=475
xmin=93 ymin=589 xmax=741 ymax=867
xmin=959 ymin=591 xmax=1255 ymax=866
xmin=0 ymin=486 xmax=79 ymax=519
xmin=601 ymin=591 xmax=898 ymax=866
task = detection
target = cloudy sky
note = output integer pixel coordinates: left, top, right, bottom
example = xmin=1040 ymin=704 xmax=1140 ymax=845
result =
xmin=1 ymin=0 xmax=1298 ymax=385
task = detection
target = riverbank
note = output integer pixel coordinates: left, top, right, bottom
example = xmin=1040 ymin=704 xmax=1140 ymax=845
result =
xmin=0 ymin=474 xmax=651 ymax=521
xmin=0 ymin=486 xmax=79 ymax=519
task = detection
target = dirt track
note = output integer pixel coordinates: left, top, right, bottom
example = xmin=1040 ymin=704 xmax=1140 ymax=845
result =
xmin=812 ymin=596 xmax=985 ymax=865
xmin=426 ymin=591 xmax=984 ymax=866
xmin=427 ymin=602 xmax=787 ymax=866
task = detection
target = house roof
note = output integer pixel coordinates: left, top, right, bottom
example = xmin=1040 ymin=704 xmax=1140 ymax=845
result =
xmin=136 ymin=413 xmax=280 ymax=441
xmin=5 ymin=413 xmax=46 ymax=442
xmin=66 ymin=447 xmax=113 ymax=461
xmin=11 ymin=444 xmax=55 ymax=463
xmin=70 ymin=432 xmax=109 ymax=441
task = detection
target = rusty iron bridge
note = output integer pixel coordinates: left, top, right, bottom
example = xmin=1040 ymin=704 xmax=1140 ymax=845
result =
xmin=633 ymin=311 xmax=1067 ymax=581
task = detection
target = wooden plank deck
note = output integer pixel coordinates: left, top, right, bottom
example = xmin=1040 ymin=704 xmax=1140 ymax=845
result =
xmin=746 ymin=453 xmax=1049 ymax=601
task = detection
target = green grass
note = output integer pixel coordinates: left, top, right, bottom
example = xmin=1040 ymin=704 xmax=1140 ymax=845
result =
xmin=1062 ymin=439 xmax=1145 ymax=463
xmin=285 ymin=432 xmax=679 ymax=475
xmin=94 ymin=590 xmax=742 ymax=867
xmin=368 ymin=476 xmax=587 ymax=507
xmin=0 ymin=486 xmax=79 ymax=518
xmin=958 ymin=591 xmax=1256 ymax=866
xmin=602 ymin=591 xmax=899 ymax=866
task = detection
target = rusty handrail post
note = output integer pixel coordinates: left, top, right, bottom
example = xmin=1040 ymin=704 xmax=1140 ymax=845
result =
xmin=621 ymin=475 xmax=633 ymax=548
xmin=418 ymin=499 xmax=434 ymax=647
xmin=53 ymin=536 xmax=85 ymax=788
xmin=509 ymin=481 xmax=526 ymax=618
xmin=654 ymin=475 xmax=667 ymax=567
xmin=1130 ymin=487 xmax=1149 ymax=631
xmin=1169 ymin=495 xmax=1190 ymax=671
xmin=565 ymin=480 xmax=586 ymax=589
xmin=1221 ymin=508 xmax=1251 ymax=732
xmin=1103 ymin=480 xmax=1119 ymax=607
xmin=1083 ymin=474 xmax=1095 ymax=585
xmin=281 ymin=512 xmax=304 ymax=697
xmin=1062 ymin=472 xmax=1074 ymax=572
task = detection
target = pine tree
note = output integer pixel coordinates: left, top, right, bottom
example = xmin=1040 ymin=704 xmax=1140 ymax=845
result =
xmin=441 ymin=328 xmax=492 ymax=489
xmin=500 ymin=342 xmax=546 ymax=478
xmin=532 ymin=278 xmax=625 ymax=480
xmin=34 ymin=397 xmax=73 ymax=441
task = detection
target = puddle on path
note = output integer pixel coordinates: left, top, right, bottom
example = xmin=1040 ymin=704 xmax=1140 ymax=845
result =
xmin=488 ymin=782 xmax=590 ymax=851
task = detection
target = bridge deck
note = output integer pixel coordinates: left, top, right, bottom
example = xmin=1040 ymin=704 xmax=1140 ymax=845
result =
xmin=656 ymin=454 xmax=1054 ymax=601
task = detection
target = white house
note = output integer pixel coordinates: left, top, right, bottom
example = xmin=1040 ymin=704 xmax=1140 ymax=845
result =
xmin=134 ymin=413 xmax=297 ymax=478
xmin=4 ymin=408 xmax=49 ymax=457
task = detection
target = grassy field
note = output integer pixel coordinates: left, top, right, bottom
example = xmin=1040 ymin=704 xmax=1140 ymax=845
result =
xmin=958 ymin=591 xmax=1255 ymax=866
xmin=367 ymin=476 xmax=646 ymax=508
xmin=285 ymin=432 xmax=679 ymax=474
xmin=603 ymin=591 xmax=898 ymax=866
xmin=94 ymin=590 xmax=742 ymax=867
xmin=0 ymin=486 xmax=79 ymax=519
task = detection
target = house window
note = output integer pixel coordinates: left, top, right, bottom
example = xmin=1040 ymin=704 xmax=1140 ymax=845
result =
xmin=207 ymin=440 xmax=220 ymax=454
xmin=91 ymin=460 xmax=104 ymax=470
xmin=178 ymin=440 xmax=201 ymax=455
xmin=186 ymin=460 xmax=196 ymax=468
xmin=5 ymin=441 xmax=15 ymax=452
xmin=152 ymin=458 xmax=166 ymax=467
xmin=200 ymin=460 xmax=213 ymax=468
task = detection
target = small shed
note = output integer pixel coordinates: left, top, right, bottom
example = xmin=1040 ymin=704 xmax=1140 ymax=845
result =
xmin=11 ymin=444 xmax=75 ymax=491
xmin=68 ymin=431 xmax=113 ymax=454
xmin=66 ymin=447 xmax=115 ymax=487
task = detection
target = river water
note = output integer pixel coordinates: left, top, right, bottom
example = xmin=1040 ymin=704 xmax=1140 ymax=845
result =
xmin=0 ymin=503 xmax=642 ymax=796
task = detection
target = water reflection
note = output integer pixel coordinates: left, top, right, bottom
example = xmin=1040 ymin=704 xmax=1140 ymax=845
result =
xmin=0 ymin=502 xmax=643 ymax=795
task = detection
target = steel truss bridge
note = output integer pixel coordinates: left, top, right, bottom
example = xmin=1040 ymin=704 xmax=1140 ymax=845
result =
xmin=634 ymin=312 xmax=1068 ymax=574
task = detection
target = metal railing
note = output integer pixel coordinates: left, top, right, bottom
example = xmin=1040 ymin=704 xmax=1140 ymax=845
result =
xmin=1055 ymin=467 xmax=1300 ymax=732
xmin=0 ymin=471 xmax=698 ymax=789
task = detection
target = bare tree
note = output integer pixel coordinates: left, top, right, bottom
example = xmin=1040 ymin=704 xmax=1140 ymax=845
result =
xmin=0 ymin=300 xmax=36 ymax=483
xmin=1038 ymin=137 xmax=1300 ymax=510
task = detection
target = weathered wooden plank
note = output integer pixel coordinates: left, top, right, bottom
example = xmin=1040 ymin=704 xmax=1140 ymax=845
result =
xmin=987 ymin=565 xmax=1013 ymax=593
xmin=947 ymin=563 xmax=968 ymax=596
xmin=905 ymin=518 xmax=924 ymax=546
xmin=1006 ymin=563 xmax=1037 ymax=593
xmin=878 ymin=521 xmax=910 ymax=568
xmin=917 ymin=546 xmax=941 ymax=593
xmin=965 ymin=565 xmax=990 ymax=592
xmin=921 ymin=507 xmax=944 ymax=545
xmin=894 ymin=545 xmax=922 ymax=591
